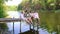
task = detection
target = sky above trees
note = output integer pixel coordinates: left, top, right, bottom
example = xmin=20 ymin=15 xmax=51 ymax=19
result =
xmin=5 ymin=0 xmax=22 ymax=6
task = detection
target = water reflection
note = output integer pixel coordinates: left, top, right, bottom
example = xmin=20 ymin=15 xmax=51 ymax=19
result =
xmin=7 ymin=21 xmax=49 ymax=34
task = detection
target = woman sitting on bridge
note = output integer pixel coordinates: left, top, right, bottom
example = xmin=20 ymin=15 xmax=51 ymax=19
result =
xmin=19 ymin=10 xmax=32 ymax=24
xmin=29 ymin=11 xmax=40 ymax=27
xmin=24 ymin=10 xmax=33 ymax=24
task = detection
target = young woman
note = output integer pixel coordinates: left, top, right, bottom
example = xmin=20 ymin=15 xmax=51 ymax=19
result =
xmin=29 ymin=11 xmax=40 ymax=27
xmin=24 ymin=10 xmax=32 ymax=24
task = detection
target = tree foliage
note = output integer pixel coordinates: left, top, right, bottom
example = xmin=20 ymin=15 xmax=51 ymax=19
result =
xmin=8 ymin=6 xmax=17 ymax=11
xmin=0 ymin=0 xmax=8 ymax=33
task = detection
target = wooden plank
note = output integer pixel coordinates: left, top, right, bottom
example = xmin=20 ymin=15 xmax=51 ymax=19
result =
xmin=0 ymin=18 xmax=22 ymax=22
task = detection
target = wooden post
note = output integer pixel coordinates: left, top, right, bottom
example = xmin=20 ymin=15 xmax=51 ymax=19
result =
xmin=20 ymin=20 xmax=21 ymax=33
xmin=30 ymin=23 xmax=31 ymax=30
xmin=13 ymin=17 xmax=14 ymax=34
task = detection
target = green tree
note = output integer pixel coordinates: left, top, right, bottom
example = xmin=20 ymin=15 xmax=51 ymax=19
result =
xmin=0 ymin=0 xmax=8 ymax=33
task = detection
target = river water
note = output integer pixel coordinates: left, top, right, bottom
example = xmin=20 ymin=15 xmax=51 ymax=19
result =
xmin=7 ymin=22 xmax=49 ymax=34
xmin=6 ymin=11 xmax=49 ymax=34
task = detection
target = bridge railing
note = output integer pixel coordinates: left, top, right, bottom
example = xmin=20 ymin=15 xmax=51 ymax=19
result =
xmin=0 ymin=18 xmax=40 ymax=34
xmin=0 ymin=18 xmax=22 ymax=34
